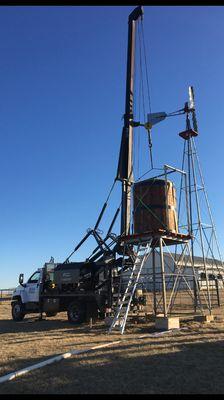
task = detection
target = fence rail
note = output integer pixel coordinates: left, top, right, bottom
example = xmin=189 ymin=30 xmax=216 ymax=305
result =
xmin=0 ymin=289 xmax=15 ymax=301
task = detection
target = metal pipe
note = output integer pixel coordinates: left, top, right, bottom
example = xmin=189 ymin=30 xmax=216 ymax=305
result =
xmin=94 ymin=202 xmax=108 ymax=230
xmin=64 ymin=231 xmax=92 ymax=263
xmin=152 ymin=247 xmax=157 ymax=315
xmin=159 ymin=238 xmax=167 ymax=317
xmin=189 ymin=136 xmax=212 ymax=313
xmin=164 ymin=164 xmax=187 ymax=175
xmin=107 ymin=207 xmax=120 ymax=236
xmin=164 ymin=165 xmax=169 ymax=231
xmin=187 ymin=135 xmax=199 ymax=312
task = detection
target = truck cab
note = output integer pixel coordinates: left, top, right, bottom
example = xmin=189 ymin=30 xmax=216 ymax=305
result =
xmin=11 ymin=268 xmax=43 ymax=321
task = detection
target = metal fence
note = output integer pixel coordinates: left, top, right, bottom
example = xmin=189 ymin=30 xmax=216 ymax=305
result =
xmin=0 ymin=288 xmax=15 ymax=301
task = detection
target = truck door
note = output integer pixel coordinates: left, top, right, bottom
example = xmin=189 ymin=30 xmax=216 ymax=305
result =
xmin=25 ymin=271 xmax=41 ymax=303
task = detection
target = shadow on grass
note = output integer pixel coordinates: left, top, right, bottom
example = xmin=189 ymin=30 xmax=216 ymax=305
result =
xmin=0 ymin=318 xmax=108 ymax=335
xmin=0 ymin=315 xmax=162 ymax=336
xmin=1 ymin=314 xmax=224 ymax=340
xmin=1 ymin=337 xmax=224 ymax=394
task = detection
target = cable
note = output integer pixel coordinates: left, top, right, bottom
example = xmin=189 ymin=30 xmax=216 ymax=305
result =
xmin=136 ymin=167 xmax=164 ymax=183
xmin=137 ymin=19 xmax=154 ymax=173
xmin=106 ymin=178 xmax=117 ymax=203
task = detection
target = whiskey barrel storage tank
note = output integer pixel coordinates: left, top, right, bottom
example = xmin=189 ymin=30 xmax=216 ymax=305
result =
xmin=133 ymin=178 xmax=178 ymax=235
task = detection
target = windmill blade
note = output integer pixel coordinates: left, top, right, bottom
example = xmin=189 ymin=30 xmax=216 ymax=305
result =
xmin=189 ymin=86 xmax=198 ymax=133
xmin=188 ymin=86 xmax=195 ymax=110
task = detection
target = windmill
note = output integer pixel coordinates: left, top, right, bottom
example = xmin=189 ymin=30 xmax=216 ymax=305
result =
xmin=176 ymin=86 xmax=224 ymax=313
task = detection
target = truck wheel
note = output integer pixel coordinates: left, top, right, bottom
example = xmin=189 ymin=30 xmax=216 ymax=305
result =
xmin=67 ymin=301 xmax=86 ymax=324
xmin=12 ymin=301 xmax=25 ymax=321
xmin=46 ymin=312 xmax=57 ymax=317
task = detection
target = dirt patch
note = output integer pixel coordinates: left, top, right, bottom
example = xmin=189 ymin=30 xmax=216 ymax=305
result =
xmin=1 ymin=301 xmax=224 ymax=394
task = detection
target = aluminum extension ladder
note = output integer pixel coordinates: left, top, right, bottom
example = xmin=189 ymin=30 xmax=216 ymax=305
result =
xmin=108 ymin=240 xmax=153 ymax=334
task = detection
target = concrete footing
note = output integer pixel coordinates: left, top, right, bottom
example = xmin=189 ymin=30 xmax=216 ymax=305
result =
xmin=194 ymin=314 xmax=214 ymax=323
xmin=155 ymin=316 xmax=180 ymax=331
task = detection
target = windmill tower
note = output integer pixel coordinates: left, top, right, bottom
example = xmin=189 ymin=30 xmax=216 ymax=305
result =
xmin=176 ymin=87 xmax=224 ymax=314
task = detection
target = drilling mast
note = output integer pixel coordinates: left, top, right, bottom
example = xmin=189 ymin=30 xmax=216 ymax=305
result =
xmin=117 ymin=6 xmax=143 ymax=236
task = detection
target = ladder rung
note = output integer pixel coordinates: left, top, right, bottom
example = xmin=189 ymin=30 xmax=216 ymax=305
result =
xmin=121 ymin=297 xmax=131 ymax=303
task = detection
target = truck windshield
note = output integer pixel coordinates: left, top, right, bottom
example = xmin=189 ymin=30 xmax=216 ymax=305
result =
xmin=27 ymin=271 xmax=40 ymax=284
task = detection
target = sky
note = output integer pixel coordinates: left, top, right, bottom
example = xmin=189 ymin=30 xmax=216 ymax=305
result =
xmin=1 ymin=5 xmax=224 ymax=287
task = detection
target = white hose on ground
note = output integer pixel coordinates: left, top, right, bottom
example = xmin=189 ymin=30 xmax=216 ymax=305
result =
xmin=0 ymin=327 xmax=181 ymax=385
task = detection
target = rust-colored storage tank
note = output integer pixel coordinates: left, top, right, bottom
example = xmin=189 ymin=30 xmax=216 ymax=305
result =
xmin=133 ymin=178 xmax=178 ymax=235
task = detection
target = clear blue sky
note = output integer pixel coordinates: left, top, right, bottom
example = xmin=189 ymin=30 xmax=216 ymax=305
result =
xmin=1 ymin=5 xmax=224 ymax=287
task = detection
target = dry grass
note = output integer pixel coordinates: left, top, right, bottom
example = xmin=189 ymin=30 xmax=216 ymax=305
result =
xmin=1 ymin=301 xmax=224 ymax=394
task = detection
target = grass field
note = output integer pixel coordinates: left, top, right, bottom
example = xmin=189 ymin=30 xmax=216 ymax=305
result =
xmin=1 ymin=301 xmax=224 ymax=394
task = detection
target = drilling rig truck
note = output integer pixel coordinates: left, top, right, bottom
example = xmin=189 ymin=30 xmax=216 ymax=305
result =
xmin=11 ymin=257 xmax=121 ymax=323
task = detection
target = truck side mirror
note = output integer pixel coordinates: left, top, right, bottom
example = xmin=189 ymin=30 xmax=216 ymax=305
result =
xmin=19 ymin=273 xmax=24 ymax=285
